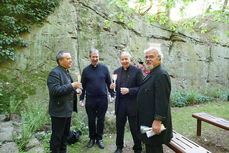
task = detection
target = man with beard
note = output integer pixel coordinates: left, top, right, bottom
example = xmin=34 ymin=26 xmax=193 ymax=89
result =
xmin=137 ymin=47 xmax=172 ymax=153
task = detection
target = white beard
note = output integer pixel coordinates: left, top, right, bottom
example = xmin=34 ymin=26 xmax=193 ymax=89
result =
xmin=146 ymin=64 xmax=154 ymax=71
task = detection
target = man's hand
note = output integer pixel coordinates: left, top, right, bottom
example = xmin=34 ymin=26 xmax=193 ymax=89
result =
xmin=110 ymin=83 xmax=115 ymax=90
xmin=152 ymin=120 xmax=162 ymax=135
xmin=79 ymin=100 xmax=85 ymax=107
xmin=76 ymin=88 xmax=82 ymax=95
xmin=120 ymin=87 xmax=129 ymax=95
xmin=72 ymin=82 xmax=82 ymax=88
xmin=109 ymin=95 xmax=115 ymax=103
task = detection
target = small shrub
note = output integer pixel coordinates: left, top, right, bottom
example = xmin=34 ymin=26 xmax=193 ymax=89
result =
xmin=186 ymin=90 xmax=197 ymax=105
xmin=171 ymin=89 xmax=215 ymax=107
xmin=8 ymin=95 xmax=22 ymax=120
xmin=15 ymin=101 xmax=49 ymax=151
xmin=203 ymin=88 xmax=221 ymax=98
xmin=171 ymin=91 xmax=188 ymax=107
xmin=218 ymin=89 xmax=229 ymax=101
xmin=195 ymin=94 xmax=214 ymax=104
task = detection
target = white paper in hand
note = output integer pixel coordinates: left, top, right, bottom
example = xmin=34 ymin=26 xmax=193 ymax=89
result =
xmin=141 ymin=124 xmax=166 ymax=138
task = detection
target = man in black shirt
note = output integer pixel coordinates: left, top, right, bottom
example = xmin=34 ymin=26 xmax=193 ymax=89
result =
xmin=47 ymin=51 xmax=82 ymax=153
xmin=80 ymin=48 xmax=114 ymax=149
xmin=110 ymin=51 xmax=143 ymax=153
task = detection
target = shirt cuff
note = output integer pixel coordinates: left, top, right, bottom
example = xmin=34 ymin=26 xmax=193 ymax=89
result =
xmin=154 ymin=114 xmax=166 ymax=121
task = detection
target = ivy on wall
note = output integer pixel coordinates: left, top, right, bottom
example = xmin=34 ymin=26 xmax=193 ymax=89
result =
xmin=0 ymin=0 xmax=60 ymax=63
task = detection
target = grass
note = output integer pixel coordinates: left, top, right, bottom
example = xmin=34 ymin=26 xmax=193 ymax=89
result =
xmin=172 ymin=100 xmax=229 ymax=137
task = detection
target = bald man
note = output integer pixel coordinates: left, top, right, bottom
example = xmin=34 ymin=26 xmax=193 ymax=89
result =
xmin=110 ymin=51 xmax=143 ymax=153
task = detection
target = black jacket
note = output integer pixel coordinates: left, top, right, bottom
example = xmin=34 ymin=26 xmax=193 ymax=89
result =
xmin=137 ymin=65 xmax=172 ymax=145
xmin=47 ymin=66 xmax=77 ymax=117
xmin=114 ymin=65 xmax=143 ymax=116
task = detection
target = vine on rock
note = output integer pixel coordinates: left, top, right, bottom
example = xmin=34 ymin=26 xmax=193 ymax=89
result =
xmin=0 ymin=0 xmax=60 ymax=63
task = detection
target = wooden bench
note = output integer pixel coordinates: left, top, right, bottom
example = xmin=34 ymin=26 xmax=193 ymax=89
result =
xmin=167 ymin=131 xmax=211 ymax=153
xmin=192 ymin=112 xmax=229 ymax=136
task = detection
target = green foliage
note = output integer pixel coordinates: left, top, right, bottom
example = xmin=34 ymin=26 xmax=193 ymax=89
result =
xmin=71 ymin=113 xmax=88 ymax=135
xmin=0 ymin=89 xmax=3 ymax=112
xmin=42 ymin=132 xmax=52 ymax=153
xmin=171 ymin=88 xmax=229 ymax=107
xmin=7 ymin=95 xmax=23 ymax=120
xmin=0 ymin=0 xmax=59 ymax=63
xmin=0 ymin=70 xmax=48 ymax=113
xmin=107 ymin=0 xmax=229 ymax=37
xmin=212 ymin=35 xmax=219 ymax=42
xmin=15 ymin=101 xmax=49 ymax=151
xmin=171 ymin=90 xmax=214 ymax=107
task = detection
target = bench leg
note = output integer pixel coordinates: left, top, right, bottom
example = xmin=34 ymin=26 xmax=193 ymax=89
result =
xmin=197 ymin=119 xmax=201 ymax=136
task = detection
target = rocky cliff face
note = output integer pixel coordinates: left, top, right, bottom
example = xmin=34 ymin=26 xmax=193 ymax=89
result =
xmin=0 ymin=0 xmax=228 ymax=104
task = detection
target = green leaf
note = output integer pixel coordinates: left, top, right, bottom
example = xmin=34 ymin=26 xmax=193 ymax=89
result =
xmin=212 ymin=35 xmax=219 ymax=42
xmin=104 ymin=20 xmax=111 ymax=27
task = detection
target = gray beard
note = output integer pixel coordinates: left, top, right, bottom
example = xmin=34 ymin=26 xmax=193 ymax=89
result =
xmin=146 ymin=64 xmax=154 ymax=71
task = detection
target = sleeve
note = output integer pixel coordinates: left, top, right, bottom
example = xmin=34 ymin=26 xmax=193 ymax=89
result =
xmin=154 ymin=74 xmax=171 ymax=121
xmin=80 ymin=69 xmax=86 ymax=101
xmin=47 ymin=70 xmax=74 ymax=97
xmin=129 ymin=69 xmax=144 ymax=96
xmin=106 ymin=67 xmax=115 ymax=97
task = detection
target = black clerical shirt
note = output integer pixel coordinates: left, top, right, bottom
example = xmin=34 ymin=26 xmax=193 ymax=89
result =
xmin=80 ymin=63 xmax=114 ymax=100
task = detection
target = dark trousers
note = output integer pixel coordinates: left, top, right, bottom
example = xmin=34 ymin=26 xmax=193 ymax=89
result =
xmin=145 ymin=144 xmax=163 ymax=153
xmin=86 ymin=96 xmax=108 ymax=140
xmin=50 ymin=116 xmax=71 ymax=153
xmin=116 ymin=99 xmax=142 ymax=152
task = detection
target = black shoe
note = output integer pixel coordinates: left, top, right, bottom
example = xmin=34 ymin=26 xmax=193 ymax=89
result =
xmin=97 ymin=140 xmax=104 ymax=149
xmin=97 ymin=139 xmax=104 ymax=149
xmin=87 ymin=139 xmax=95 ymax=148
xmin=114 ymin=148 xmax=122 ymax=153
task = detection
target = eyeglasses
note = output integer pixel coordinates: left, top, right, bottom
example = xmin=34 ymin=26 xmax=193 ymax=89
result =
xmin=145 ymin=55 xmax=154 ymax=59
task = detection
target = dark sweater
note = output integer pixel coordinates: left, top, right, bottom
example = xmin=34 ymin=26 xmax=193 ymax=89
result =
xmin=80 ymin=63 xmax=114 ymax=100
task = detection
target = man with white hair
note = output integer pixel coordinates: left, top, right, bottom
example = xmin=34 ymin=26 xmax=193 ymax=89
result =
xmin=110 ymin=51 xmax=143 ymax=153
xmin=137 ymin=47 xmax=172 ymax=153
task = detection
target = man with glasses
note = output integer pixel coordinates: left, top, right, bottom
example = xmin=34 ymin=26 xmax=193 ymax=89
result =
xmin=137 ymin=47 xmax=172 ymax=153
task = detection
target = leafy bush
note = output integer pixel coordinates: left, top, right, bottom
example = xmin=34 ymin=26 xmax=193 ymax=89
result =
xmin=15 ymin=101 xmax=49 ymax=151
xmin=0 ymin=0 xmax=59 ymax=63
xmin=219 ymin=89 xmax=229 ymax=101
xmin=171 ymin=90 xmax=215 ymax=107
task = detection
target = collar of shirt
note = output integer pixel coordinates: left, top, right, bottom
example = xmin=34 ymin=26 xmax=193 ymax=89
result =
xmin=90 ymin=63 xmax=99 ymax=69
xmin=59 ymin=65 xmax=68 ymax=71
xmin=121 ymin=65 xmax=130 ymax=71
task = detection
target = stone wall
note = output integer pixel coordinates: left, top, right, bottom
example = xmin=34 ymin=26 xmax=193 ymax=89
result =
xmin=0 ymin=0 xmax=228 ymax=105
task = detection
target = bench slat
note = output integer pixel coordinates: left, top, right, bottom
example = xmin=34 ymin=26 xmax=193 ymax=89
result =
xmin=168 ymin=131 xmax=211 ymax=153
xmin=192 ymin=112 xmax=229 ymax=130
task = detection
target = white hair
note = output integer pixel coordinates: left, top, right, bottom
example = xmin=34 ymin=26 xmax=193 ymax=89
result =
xmin=120 ymin=51 xmax=132 ymax=58
xmin=144 ymin=47 xmax=163 ymax=62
